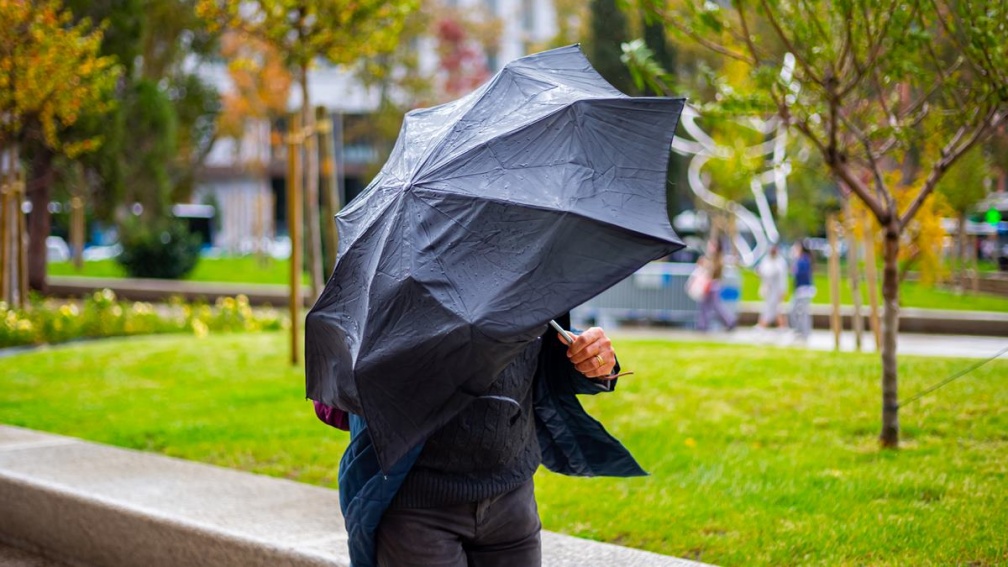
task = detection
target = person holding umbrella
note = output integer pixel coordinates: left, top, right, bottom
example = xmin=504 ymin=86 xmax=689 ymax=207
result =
xmin=372 ymin=323 xmax=621 ymax=565
xmin=307 ymin=45 xmax=686 ymax=567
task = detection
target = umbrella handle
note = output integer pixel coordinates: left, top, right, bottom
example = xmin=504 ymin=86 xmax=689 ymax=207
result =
xmin=549 ymin=319 xmax=575 ymax=345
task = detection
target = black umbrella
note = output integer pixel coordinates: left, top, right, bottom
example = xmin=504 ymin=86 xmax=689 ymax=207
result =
xmin=306 ymin=44 xmax=685 ymax=471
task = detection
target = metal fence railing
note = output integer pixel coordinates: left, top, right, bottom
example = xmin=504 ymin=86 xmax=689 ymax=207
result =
xmin=572 ymin=262 xmax=698 ymax=328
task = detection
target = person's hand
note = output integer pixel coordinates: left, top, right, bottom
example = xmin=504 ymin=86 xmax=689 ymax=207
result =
xmin=561 ymin=327 xmax=617 ymax=378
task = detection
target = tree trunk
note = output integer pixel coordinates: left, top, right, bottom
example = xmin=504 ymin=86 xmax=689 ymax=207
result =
xmin=300 ymin=69 xmax=324 ymax=300
xmin=827 ymin=214 xmax=842 ymax=350
xmin=1 ymin=146 xmax=13 ymax=304
xmin=317 ymin=106 xmax=340 ymax=275
xmin=955 ymin=211 xmax=966 ymax=293
xmin=845 ymin=207 xmax=863 ymax=351
xmin=287 ymin=111 xmax=303 ymax=366
xmin=862 ymin=218 xmax=881 ymax=350
xmin=27 ymin=146 xmax=54 ymax=293
xmin=879 ymin=221 xmax=901 ymax=448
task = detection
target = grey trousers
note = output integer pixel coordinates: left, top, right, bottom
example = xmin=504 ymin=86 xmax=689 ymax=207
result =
xmin=791 ymin=294 xmax=812 ymax=338
xmin=376 ymin=480 xmax=542 ymax=567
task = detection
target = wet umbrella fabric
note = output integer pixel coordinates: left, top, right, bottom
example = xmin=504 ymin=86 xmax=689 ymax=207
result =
xmin=306 ymin=45 xmax=685 ymax=471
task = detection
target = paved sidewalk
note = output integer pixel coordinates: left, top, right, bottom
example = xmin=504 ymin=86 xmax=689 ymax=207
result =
xmin=610 ymin=326 xmax=1008 ymax=359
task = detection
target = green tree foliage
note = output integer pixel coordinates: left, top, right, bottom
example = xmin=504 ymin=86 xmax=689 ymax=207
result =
xmin=65 ymin=0 xmax=143 ymax=77
xmin=588 ymin=0 xmax=635 ymax=94
xmin=0 ymin=0 xmax=121 ymax=292
xmin=168 ymin=72 xmax=222 ymax=203
xmin=936 ymin=144 xmax=991 ymax=286
xmin=123 ymin=79 xmax=178 ymax=220
xmin=937 ymin=145 xmax=990 ymax=220
xmin=989 ymin=129 xmax=1008 ymax=192
xmin=632 ymin=0 xmax=1008 ymax=448
xmin=197 ymin=0 xmax=419 ymax=296
xmin=0 ymin=0 xmax=119 ymax=154
xmin=641 ymin=11 xmax=674 ymax=95
xmin=63 ymin=0 xmax=220 ymax=222
xmin=197 ymin=0 xmax=416 ymax=73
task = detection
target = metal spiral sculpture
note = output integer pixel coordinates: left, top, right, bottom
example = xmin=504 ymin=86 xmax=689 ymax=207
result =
xmin=670 ymin=54 xmax=800 ymax=267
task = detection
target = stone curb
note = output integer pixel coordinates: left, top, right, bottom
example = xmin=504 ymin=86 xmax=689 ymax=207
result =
xmin=735 ymin=301 xmax=1008 ymax=336
xmin=0 ymin=426 xmax=710 ymax=567
xmin=47 ymin=277 xmax=312 ymax=308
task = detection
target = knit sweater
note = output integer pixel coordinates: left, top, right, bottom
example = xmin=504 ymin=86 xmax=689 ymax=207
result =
xmin=390 ymin=338 xmax=543 ymax=508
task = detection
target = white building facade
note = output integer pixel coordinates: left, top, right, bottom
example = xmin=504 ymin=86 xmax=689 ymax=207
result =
xmin=194 ymin=1 xmax=561 ymax=254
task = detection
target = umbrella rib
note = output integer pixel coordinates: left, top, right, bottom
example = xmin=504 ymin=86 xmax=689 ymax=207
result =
xmin=415 ymin=97 xmax=681 ymax=189
xmin=415 ymin=102 xmax=574 ymax=184
xmin=410 ymin=197 xmax=478 ymax=322
xmin=413 ymin=52 xmax=639 ymax=183
xmin=410 ymin=187 xmax=681 ymax=248
xmin=407 ymin=74 xmax=514 ymax=184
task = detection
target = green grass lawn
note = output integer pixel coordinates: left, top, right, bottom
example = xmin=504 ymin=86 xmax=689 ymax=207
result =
xmin=2 ymin=332 xmax=1005 ymax=566
xmin=737 ymin=268 xmax=1008 ymax=312
xmin=47 ymin=257 xmax=308 ymax=286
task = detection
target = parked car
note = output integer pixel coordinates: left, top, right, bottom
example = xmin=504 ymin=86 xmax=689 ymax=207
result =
xmin=46 ymin=236 xmax=70 ymax=262
xmin=82 ymin=244 xmax=122 ymax=261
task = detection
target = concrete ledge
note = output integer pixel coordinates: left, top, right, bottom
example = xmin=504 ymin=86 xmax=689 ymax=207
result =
xmin=47 ymin=277 xmax=313 ymax=308
xmin=0 ymin=426 xmax=708 ymax=567
xmin=0 ymin=427 xmax=342 ymax=567
xmin=736 ymin=302 xmax=1008 ymax=337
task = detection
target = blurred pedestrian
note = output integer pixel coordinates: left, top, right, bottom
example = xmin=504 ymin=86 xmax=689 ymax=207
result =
xmin=693 ymin=240 xmax=736 ymax=332
xmin=755 ymin=243 xmax=789 ymax=330
xmin=790 ymin=240 xmax=816 ymax=341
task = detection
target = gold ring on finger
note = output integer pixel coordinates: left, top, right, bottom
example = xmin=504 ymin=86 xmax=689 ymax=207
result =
xmin=594 ymin=354 xmax=604 ymax=367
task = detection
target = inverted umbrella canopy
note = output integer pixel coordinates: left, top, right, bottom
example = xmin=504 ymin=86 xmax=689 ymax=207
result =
xmin=306 ymin=44 xmax=685 ymax=471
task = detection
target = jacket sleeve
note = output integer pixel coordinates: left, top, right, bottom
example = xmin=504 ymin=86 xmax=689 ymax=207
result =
xmin=533 ymin=314 xmax=645 ymax=478
xmin=313 ymin=400 xmax=351 ymax=431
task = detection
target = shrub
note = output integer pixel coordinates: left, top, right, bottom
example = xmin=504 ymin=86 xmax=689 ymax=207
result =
xmin=116 ymin=219 xmax=201 ymax=279
xmin=0 ymin=303 xmax=36 ymax=346
xmin=0 ymin=291 xmax=284 ymax=349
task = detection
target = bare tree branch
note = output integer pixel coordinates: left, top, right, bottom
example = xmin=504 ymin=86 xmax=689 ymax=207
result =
xmin=661 ymin=10 xmax=754 ymax=65
xmin=757 ymin=0 xmax=826 ymax=88
xmin=803 ymin=94 xmax=889 ymax=220
xmin=900 ymin=106 xmax=1004 ymax=226
xmin=735 ymin=3 xmax=763 ymax=66
xmin=905 ymin=50 xmax=963 ymax=115
xmin=798 ymin=0 xmax=831 ymax=48
xmin=968 ymin=18 xmax=1006 ymax=86
xmin=836 ymin=106 xmax=893 ymax=206
xmin=869 ymin=68 xmax=895 ymax=121
xmin=836 ymin=2 xmax=855 ymax=77
xmin=834 ymin=154 xmax=888 ymax=221
xmin=779 ymin=89 xmax=890 ymax=223
xmin=837 ymin=0 xmax=902 ymax=99
xmin=789 ymin=114 xmax=828 ymax=155
xmin=873 ymin=136 xmax=900 ymax=159
xmin=928 ymin=0 xmax=997 ymax=84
